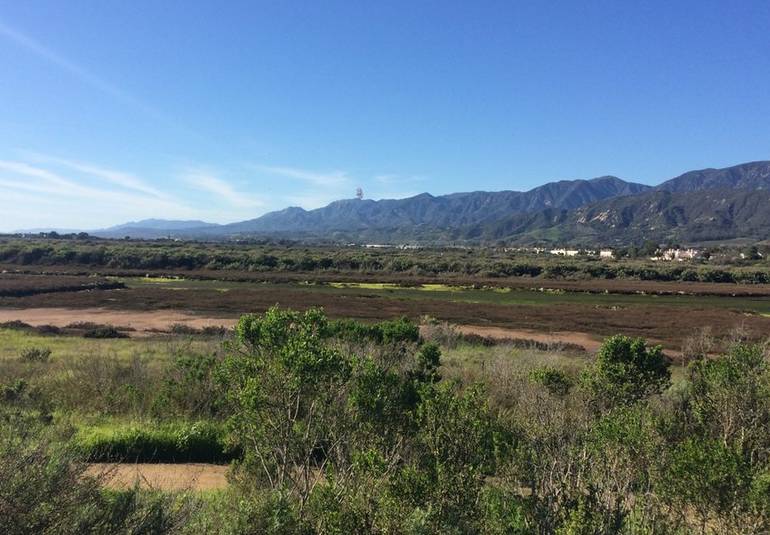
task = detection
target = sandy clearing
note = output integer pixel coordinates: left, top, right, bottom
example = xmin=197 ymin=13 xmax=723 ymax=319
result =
xmin=86 ymin=463 xmax=229 ymax=491
xmin=451 ymin=324 xmax=681 ymax=357
xmin=1 ymin=307 xmax=607 ymax=350
xmin=0 ymin=307 xmax=236 ymax=333
xmin=452 ymin=324 xmax=603 ymax=352
xmin=0 ymin=306 xmax=681 ymax=355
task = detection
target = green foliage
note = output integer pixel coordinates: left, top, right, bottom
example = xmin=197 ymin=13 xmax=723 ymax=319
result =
xmin=659 ymin=438 xmax=747 ymax=522
xmin=73 ymin=420 xmax=232 ymax=463
xmin=3 ymin=238 xmax=766 ymax=284
xmin=412 ymin=342 xmax=442 ymax=384
xmin=159 ymin=351 xmax=221 ymax=417
xmin=7 ymin=300 xmax=770 ymax=533
xmin=403 ymin=383 xmax=505 ymax=532
xmin=0 ymin=414 xmax=194 ymax=534
xmin=582 ymin=335 xmax=670 ymax=408
xmin=82 ymin=326 xmax=128 ymax=339
xmin=326 ymin=316 xmax=420 ymax=345
xmin=529 ymin=366 xmax=572 ymax=396
xmin=220 ymin=307 xmax=352 ymax=502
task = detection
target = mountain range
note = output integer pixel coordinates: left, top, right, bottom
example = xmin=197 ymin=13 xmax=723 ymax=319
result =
xmin=23 ymin=161 xmax=770 ymax=245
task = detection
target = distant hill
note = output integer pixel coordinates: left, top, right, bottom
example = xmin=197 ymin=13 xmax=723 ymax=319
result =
xmin=102 ymin=219 xmax=220 ymax=232
xmin=14 ymin=227 xmax=83 ymax=234
xmin=219 ymin=176 xmax=649 ymax=234
xmin=470 ymin=187 xmax=770 ymax=245
xmin=49 ymin=160 xmax=770 ymax=245
xmin=656 ymin=161 xmax=770 ymax=193
xmin=92 ymin=219 xmax=221 ymax=238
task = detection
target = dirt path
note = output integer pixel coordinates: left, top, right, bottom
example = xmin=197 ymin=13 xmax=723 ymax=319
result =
xmin=452 ymin=324 xmax=604 ymax=352
xmin=0 ymin=306 xmax=680 ymax=354
xmin=0 ymin=307 xmax=236 ymax=333
xmin=86 ymin=463 xmax=229 ymax=491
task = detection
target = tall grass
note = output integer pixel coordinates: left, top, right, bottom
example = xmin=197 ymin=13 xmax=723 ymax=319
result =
xmin=73 ymin=420 xmax=234 ymax=463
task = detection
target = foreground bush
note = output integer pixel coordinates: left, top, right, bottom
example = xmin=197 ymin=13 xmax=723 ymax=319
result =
xmin=5 ymin=306 xmax=770 ymax=533
xmin=0 ymin=413 xmax=194 ymax=534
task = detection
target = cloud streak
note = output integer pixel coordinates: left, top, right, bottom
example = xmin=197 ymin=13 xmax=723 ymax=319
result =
xmin=0 ymin=18 xmax=201 ymax=137
xmin=23 ymin=153 xmax=168 ymax=199
xmin=184 ymin=170 xmax=265 ymax=208
xmin=0 ymin=19 xmax=161 ymax=115
xmin=0 ymin=159 xmax=193 ymax=215
xmin=252 ymin=164 xmax=351 ymax=187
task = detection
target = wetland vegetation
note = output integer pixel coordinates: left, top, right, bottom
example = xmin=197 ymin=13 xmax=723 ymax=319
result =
xmin=3 ymin=239 xmax=770 ymax=533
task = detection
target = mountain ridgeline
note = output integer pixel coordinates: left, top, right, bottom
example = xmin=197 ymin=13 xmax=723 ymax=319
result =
xmin=89 ymin=161 xmax=770 ymax=245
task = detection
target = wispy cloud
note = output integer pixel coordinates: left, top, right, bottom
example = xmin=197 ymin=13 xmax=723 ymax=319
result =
xmin=0 ymin=18 xmax=203 ymax=139
xmin=252 ymin=164 xmax=351 ymax=187
xmin=23 ymin=153 xmax=167 ymax=199
xmin=0 ymin=159 xmax=193 ymax=215
xmin=184 ymin=170 xmax=265 ymax=208
xmin=0 ymin=19 xmax=160 ymax=117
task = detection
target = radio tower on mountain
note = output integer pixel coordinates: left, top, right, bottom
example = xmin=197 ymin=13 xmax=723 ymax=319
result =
xmin=355 ymin=187 xmax=364 ymax=200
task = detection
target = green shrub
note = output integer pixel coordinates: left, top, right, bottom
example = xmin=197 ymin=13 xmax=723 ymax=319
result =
xmin=82 ymin=326 xmax=128 ymax=339
xmin=0 ymin=414 xmax=194 ymax=534
xmin=326 ymin=316 xmax=420 ymax=345
xmin=582 ymin=335 xmax=670 ymax=408
xmin=529 ymin=366 xmax=572 ymax=397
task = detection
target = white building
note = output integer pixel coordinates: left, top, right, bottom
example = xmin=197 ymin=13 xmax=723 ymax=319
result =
xmin=651 ymin=248 xmax=700 ymax=261
xmin=549 ymin=248 xmax=580 ymax=257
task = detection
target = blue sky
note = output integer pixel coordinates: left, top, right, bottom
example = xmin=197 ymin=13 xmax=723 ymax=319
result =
xmin=1 ymin=1 xmax=769 ymax=231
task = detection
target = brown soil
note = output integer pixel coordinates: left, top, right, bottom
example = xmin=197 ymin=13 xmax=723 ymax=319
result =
xmin=86 ymin=463 xmax=228 ymax=491
xmin=0 ymin=307 xmax=234 ymax=333
xmin=453 ymin=325 xmax=605 ymax=353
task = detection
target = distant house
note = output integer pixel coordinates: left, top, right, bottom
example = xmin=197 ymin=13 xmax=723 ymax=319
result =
xmin=549 ymin=248 xmax=579 ymax=257
xmin=651 ymin=248 xmax=700 ymax=261
xmin=599 ymin=249 xmax=614 ymax=259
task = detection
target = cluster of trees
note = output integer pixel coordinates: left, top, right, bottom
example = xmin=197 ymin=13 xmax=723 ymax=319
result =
xmin=1 ymin=239 xmax=768 ymax=284
xmin=205 ymin=310 xmax=770 ymax=533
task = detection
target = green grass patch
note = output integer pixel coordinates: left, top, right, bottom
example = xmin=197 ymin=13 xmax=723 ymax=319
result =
xmin=73 ymin=420 xmax=235 ymax=463
xmin=0 ymin=328 xmax=218 ymax=362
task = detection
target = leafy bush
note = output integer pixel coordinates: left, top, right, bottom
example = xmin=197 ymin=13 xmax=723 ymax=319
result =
xmin=0 ymin=414 xmax=195 ymax=534
xmin=581 ymin=335 xmax=670 ymax=408
xmin=326 ymin=316 xmax=420 ymax=345
xmin=82 ymin=326 xmax=129 ymax=339
xmin=529 ymin=366 xmax=573 ymax=396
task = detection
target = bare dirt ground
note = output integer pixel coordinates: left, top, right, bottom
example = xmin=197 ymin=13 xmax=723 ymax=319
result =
xmin=452 ymin=324 xmax=604 ymax=352
xmin=0 ymin=307 xmax=602 ymax=350
xmin=0 ymin=306 xmax=685 ymax=355
xmin=86 ymin=463 xmax=229 ymax=491
xmin=0 ymin=307 xmax=235 ymax=333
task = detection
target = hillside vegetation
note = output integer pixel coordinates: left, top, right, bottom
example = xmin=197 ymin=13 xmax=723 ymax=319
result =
xmin=2 ymin=239 xmax=769 ymax=285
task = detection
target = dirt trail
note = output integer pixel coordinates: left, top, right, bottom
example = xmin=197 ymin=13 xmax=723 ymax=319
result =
xmin=0 ymin=306 xmax=680 ymax=354
xmin=86 ymin=463 xmax=229 ymax=491
xmin=452 ymin=324 xmax=681 ymax=356
xmin=0 ymin=307 xmax=235 ymax=333
xmin=452 ymin=324 xmax=604 ymax=352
